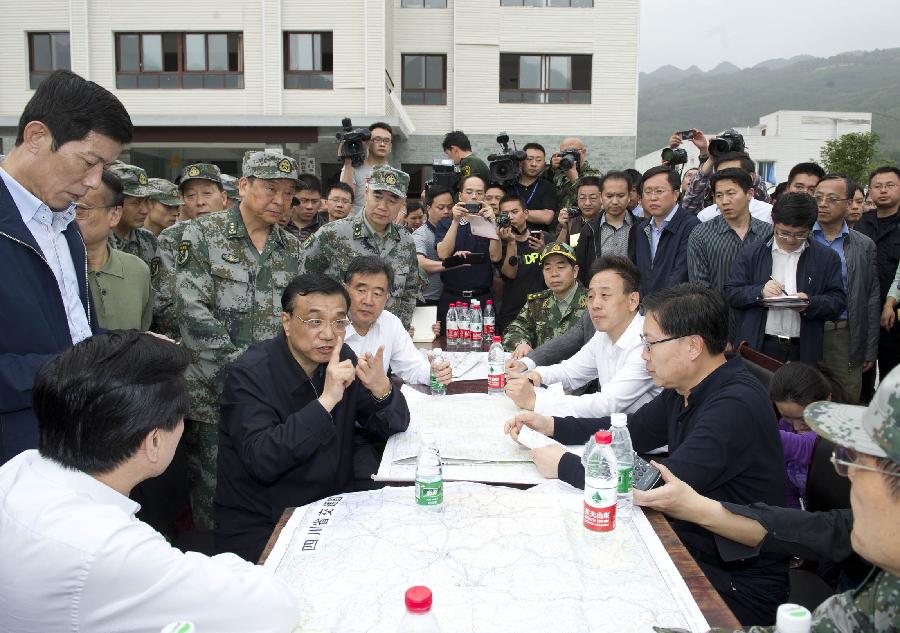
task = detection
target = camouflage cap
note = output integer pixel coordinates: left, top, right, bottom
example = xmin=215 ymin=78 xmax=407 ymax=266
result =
xmin=368 ymin=164 xmax=409 ymax=197
xmin=109 ymin=163 xmax=152 ymax=198
xmin=805 ymin=364 xmax=900 ymax=464
xmin=539 ymin=241 xmax=577 ymax=265
xmin=242 ymin=151 xmax=299 ymax=180
xmin=148 ymin=178 xmax=183 ymax=207
xmin=179 ymin=163 xmax=222 ymax=188
xmin=220 ymin=173 xmax=240 ymax=200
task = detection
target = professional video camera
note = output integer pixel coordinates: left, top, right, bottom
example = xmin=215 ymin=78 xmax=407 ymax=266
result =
xmin=487 ymin=132 xmax=526 ymax=186
xmin=335 ymin=118 xmax=371 ymax=167
xmin=708 ymin=129 xmax=745 ymax=158
xmin=661 ymin=147 xmax=688 ymax=166
xmin=426 ymin=159 xmax=459 ymax=191
xmin=557 ymin=148 xmax=581 ymax=171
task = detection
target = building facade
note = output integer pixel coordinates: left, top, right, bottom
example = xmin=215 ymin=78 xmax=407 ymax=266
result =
xmin=0 ymin=0 xmax=640 ymax=192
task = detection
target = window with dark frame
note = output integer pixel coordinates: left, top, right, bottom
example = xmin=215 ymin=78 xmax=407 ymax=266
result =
xmin=115 ymin=32 xmax=243 ymax=89
xmin=500 ymin=0 xmax=593 ymax=6
xmin=28 ymin=32 xmax=71 ymax=89
xmin=401 ymin=0 xmax=448 ymax=7
xmin=499 ymin=53 xmax=591 ymax=103
xmin=284 ymin=32 xmax=334 ymax=89
xmin=401 ymin=54 xmax=446 ymax=106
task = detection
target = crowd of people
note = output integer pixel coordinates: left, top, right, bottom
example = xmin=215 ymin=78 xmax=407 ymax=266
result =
xmin=1 ymin=70 xmax=899 ymax=632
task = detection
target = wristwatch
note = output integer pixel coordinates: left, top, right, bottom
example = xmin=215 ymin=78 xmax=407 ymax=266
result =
xmin=373 ymin=386 xmax=392 ymax=402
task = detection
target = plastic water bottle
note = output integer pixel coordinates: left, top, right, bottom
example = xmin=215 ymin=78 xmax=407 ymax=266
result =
xmin=610 ymin=413 xmax=634 ymax=521
xmin=487 ymin=336 xmax=506 ymax=395
xmin=445 ymin=304 xmax=458 ymax=352
xmin=482 ymin=300 xmax=495 ymax=351
xmin=415 ymin=434 xmax=443 ymax=510
xmin=469 ymin=300 xmax=483 ymax=352
xmin=583 ymin=430 xmax=618 ymax=535
xmin=430 ymin=348 xmax=447 ymax=396
xmin=160 ymin=624 xmax=195 ymax=633
xmin=775 ymin=603 xmax=812 ymax=633
xmin=458 ymin=303 xmax=470 ymax=349
xmin=397 ymin=586 xmax=442 ymax=632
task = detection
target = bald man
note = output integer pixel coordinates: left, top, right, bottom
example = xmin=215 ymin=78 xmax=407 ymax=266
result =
xmin=550 ymin=137 xmax=600 ymax=209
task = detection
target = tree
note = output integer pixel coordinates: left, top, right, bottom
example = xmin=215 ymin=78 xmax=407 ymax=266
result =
xmin=820 ymin=132 xmax=879 ymax=184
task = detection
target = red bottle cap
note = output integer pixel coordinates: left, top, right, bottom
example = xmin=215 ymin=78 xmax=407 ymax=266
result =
xmin=405 ymin=586 xmax=433 ymax=612
xmin=594 ymin=430 xmax=612 ymax=444
xmin=492 ymin=336 xmax=501 ymax=343
xmin=486 ymin=300 xmax=493 ymax=304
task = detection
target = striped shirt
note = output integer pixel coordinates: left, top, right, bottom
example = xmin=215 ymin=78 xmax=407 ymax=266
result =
xmin=687 ymin=214 xmax=773 ymax=292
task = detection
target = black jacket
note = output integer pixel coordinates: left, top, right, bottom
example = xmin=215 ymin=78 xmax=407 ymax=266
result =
xmin=632 ymin=205 xmax=700 ymax=297
xmin=214 ymin=334 xmax=410 ymax=561
xmin=855 ymin=210 xmax=900 ymax=302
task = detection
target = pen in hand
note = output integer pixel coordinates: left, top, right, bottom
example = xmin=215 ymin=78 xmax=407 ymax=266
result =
xmin=769 ymin=276 xmax=789 ymax=296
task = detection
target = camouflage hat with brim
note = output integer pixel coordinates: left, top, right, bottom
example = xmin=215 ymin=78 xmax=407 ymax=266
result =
xmin=220 ymin=173 xmax=240 ymax=200
xmin=242 ymin=151 xmax=299 ymax=180
xmin=109 ymin=163 xmax=152 ymax=197
xmin=179 ymin=163 xmax=222 ymax=188
xmin=368 ymin=164 xmax=409 ymax=197
xmin=149 ymin=178 xmax=183 ymax=207
xmin=540 ymin=241 xmax=577 ymax=265
xmin=804 ymin=365 xmax=900 ymax=463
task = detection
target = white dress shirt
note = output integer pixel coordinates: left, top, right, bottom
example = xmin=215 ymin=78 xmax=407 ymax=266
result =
xmin=0 ymin=164 xmax=92 ymax=344
xmin=532 ymin=313 xmax=660 ymax=418
xmin=698 ymin=198 xmax=773 ymax=224
xmin=0 ymin=450 xmax=299 ymax=633
xmin=765 ymin=240 xmax=807 ymax=338
xmin=345 ymin=309 xmax=431 ymax=385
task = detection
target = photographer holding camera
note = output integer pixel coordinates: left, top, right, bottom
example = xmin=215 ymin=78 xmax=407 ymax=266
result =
xmin=339 ymin=121 xmax=394 ymax=216
xmin=550 ymin=137 xmax=599 ymax=210
xmin=556 ymin=175 xmax=602 ymax=246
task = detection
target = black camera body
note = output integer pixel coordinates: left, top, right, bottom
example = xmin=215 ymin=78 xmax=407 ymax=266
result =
xmin=558 ymin=148 xmax=581 ymax=171
xmin=497 ymin=213 xmax=511 ymax=228
xmin=678 ymin=130 xmax=695 ymax=141
xmin=661 ymin=147 xmax=688 ymax=166
xmin=428 ymin=159 xmax=459 ymax=192
xmin=708 ymin=129 xmax=745 ymax=157
xmin=565 ymin=206 xmax=582 ymax=219
xmin=335 ymin=117 xmax=371 ymax=167
xmin=487 ymin=132 xmax=526 ymax=186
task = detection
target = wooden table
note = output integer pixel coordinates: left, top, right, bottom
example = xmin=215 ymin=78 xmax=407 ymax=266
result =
xmin=260 ymin=377 xmax=741 ymax=630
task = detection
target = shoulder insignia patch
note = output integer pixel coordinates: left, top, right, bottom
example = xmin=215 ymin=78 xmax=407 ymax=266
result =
xmin=149 ymin=257 xmax=161 ymax=280
xmin=460 ymin=164 xmax=471 ymax=178
xmin=301 ymin=234 xmax=315 ymax=250
xmin=542 ymin=298 xmax=551 ymax=309
xmin=221 ymin=253 xmax=240 ymax=264
xmin=177 ymin=240 xmax=191 ymax=266
xmin=353 ymin=222 xmax=363 ymax=239
xmin=227 ymin=221 xmax=239 ymax=237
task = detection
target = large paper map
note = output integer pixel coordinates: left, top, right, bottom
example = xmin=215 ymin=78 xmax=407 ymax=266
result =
xmin=264 ymin=482 xmax=709 ymax=633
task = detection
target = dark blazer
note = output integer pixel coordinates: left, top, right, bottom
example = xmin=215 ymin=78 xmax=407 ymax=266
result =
xmin=0 ymin=175 xmax=99 ymax=464
xmin=214 ymin=334 xmax=410 ymax=562
xmin=724 ymin=237 xmax=846 ymax=362
xmin=632 ymin=205 xmax=700 ymax=296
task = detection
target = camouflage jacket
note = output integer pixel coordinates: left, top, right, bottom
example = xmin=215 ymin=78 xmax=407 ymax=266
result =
xmin=553 ymin=159 xmax=601 ymax=210
xmin=150 ymin=221 xmax=188 ymax=340
xmin=300 ymin=214 xmax=421 ymax=329
xmin=502 ymin=283 xmax=588 ymax=351
xmin=175 ymin=206 xmax=302 ymax=424
xmin=109 ymin=227 xmax=158 ymax=267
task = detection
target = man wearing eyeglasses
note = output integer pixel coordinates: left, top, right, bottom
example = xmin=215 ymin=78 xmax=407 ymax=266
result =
xmin=214 ymin=274 xmax=410 ymax=562
xmin=811 ymin=175 xmax=880 ymax=402
xmin=323 ymin=182 xmax=354 ymax=223
xmin=340 ymin=122 xmax=394 ymax=217
xmin=640 ymin=365 xmax=900 ymax=633
xmin=726 ymin=192 xmax=846 ymax=364
xmin=284 ymin=174 xmax=325 ymax=242
xmin=107 ymin=162 xmax=158 ymax=266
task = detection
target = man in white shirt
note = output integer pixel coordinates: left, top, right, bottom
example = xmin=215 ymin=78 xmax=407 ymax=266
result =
xmin=505 ymin=256 xmax=659 ymax=418
xmin=0 ymin=331 xmax=299 ymax=633
xmin=343 ymin=255 xmax=452 ymax=386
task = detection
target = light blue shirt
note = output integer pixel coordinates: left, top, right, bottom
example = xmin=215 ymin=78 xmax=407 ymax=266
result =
xmin=811 ymin=221 xmax=849 ymax=321
xmin=649 ymin=204 xmax=679 ymax=260
xmin=0 ymin=164 xmax=92 ymax=344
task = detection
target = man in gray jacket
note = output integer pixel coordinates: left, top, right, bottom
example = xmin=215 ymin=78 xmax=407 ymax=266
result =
xmin=811 ymin=174 xmax=880 ymax=401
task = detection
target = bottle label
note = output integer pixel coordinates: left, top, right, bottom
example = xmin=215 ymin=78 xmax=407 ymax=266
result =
xmin=415 ymin=480 xmax=443 ymax=506
xmin=471 ymin=325 xmax=482 ymax=337
xmin=430 ymin=373 xmax=445 ymax=391
xmin=484 ymin=324 xmax=495 ymax=336
xmin=487 ymin=369 xmax=506 ymax=389
xmin=461 ymin=329 xmax=470 ymax=340
xmin=617 ymin=467 xmax=633 ymax=493
xmin=447 ymin=328 xmax=458 ymax=340
xmin=583 ymin=481 xmax=616 ymax=532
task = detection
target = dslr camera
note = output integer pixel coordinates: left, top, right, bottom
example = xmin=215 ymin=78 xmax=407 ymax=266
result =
xmin=487 ymin=132 xmax=526 ymax=186
xmin=335 ymin=117 xmax=371 ymax=167
xmin=661 ymin=147 xmax=688 ymax=166
xmin=497 ymin=213 xmax=511 ymax=228
xmin=708 ymin=129 xmax=745 ymax=157
xmin=557 ymin=148 xmax=581 ymax=171
xmin=564 ymin=206 xmax=582 ymax=219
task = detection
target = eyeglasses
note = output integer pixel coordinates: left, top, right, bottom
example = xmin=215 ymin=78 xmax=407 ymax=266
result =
xmin=813 ymin=195 xmax=848 ymax=205
xmin=774 ymin=229 xmax=810 ymax=241
xmin=639 ymin=333 xmax=685 ymax=353
xmin=327 ymin=197 xmax=352 ymax=205
xmin=642 ymin=188 xmax=671 ymax=198
xmin=371 ymin=137 xmax=393 ymax=145
xmin=830 ymin=446 xmax=900 ymax=478
xmin=870 ymin=182 xmax=898 ymax=192
xmin=293 ymin=315 xmax=352 ymax=332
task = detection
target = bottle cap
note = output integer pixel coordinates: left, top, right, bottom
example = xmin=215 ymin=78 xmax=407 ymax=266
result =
xmin=610 ymin=413 xmax=627 ymax=428
xmin=405 ymin=586 xmax=433 ymax=613
xmin=492 ymin=336 xmax=501 ymax=343
xmin=775 ymin=603 xmax=811 ymax=633
xmin=487 ymin=299 xmax=493 ymax=304
xmin=594 ymin=430 xmax=612 ymax=444
xmin=433 ymin=347 xmax=442 ymax=354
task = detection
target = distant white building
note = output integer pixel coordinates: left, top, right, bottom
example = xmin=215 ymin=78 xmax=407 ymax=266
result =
xmin=634 ymin=110 xmax=873 ymax=185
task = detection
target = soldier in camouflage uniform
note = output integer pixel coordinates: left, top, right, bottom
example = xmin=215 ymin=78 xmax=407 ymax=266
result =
xmin=175 ymin=151 xmax=302 ymax=529
xmin=300 ymin=164 xmax=421 ymax=330
xmin=150 ymin=163 xmax=228 ymax=339
xmin=550 ymin=137 xmax=600 ymax=210
xmin=107 ymin=162 xmax=158 ymax=265
xmin=648 ymin=365 xmax=900 ymax=633
xmin=503 ymin=241 xmax=587 ymax=356
xmin=144 ymin=177 xmax=181 ymax=236
xmin=220 ymin=173 xmax=241 ymax=204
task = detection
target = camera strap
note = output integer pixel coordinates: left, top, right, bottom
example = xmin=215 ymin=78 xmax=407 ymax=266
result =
xmin=517 ymin=180 xmax=540 ymax=207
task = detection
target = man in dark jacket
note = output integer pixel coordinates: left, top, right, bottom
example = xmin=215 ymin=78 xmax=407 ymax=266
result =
xmin=0 ymin=71 xmax=132 ymax=464
xmin=725 ymin=192 xmax=846 ymax=363
xmin=632 ymin=166 xmax=700 ymax=297
xmin=214 ymin=274 xmax=410 ymax=562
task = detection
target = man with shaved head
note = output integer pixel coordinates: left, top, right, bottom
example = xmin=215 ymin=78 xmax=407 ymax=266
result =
xmin=550 ymin=137 xmax=600 ymax=210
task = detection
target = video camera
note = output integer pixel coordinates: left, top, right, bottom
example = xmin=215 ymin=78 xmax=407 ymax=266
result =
xmin=661 ymin=147 xmax=688 ymax=166
xmin=558 ymin=148 xmax=581 ymax=171
xmin=708 ymin=129 xmax=745 ymax=158
xmin=487 ymin=132 xmax=526 ymax=186
xmin=426 ymin=159 xmax=459 ymax=192
xmin=335 ymin=118 xmax=371 ymax=167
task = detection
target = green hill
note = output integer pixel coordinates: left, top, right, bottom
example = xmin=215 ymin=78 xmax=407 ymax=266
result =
xmin=637 ymin=48 xmax=900 ymax=166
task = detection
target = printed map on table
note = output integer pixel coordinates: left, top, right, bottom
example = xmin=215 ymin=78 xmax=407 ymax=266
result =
xmin=264 ymin=482 xmax=709 ymax=633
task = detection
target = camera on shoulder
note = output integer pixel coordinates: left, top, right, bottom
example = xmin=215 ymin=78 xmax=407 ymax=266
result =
xmin=487 ymin=132 xmax=526 ymax=186
xmin=335 ymin=117 xmax=371 ymax=167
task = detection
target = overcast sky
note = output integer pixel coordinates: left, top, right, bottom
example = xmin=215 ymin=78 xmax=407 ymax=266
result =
xmin=639 ymin=0 xmax=900 ymax=72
